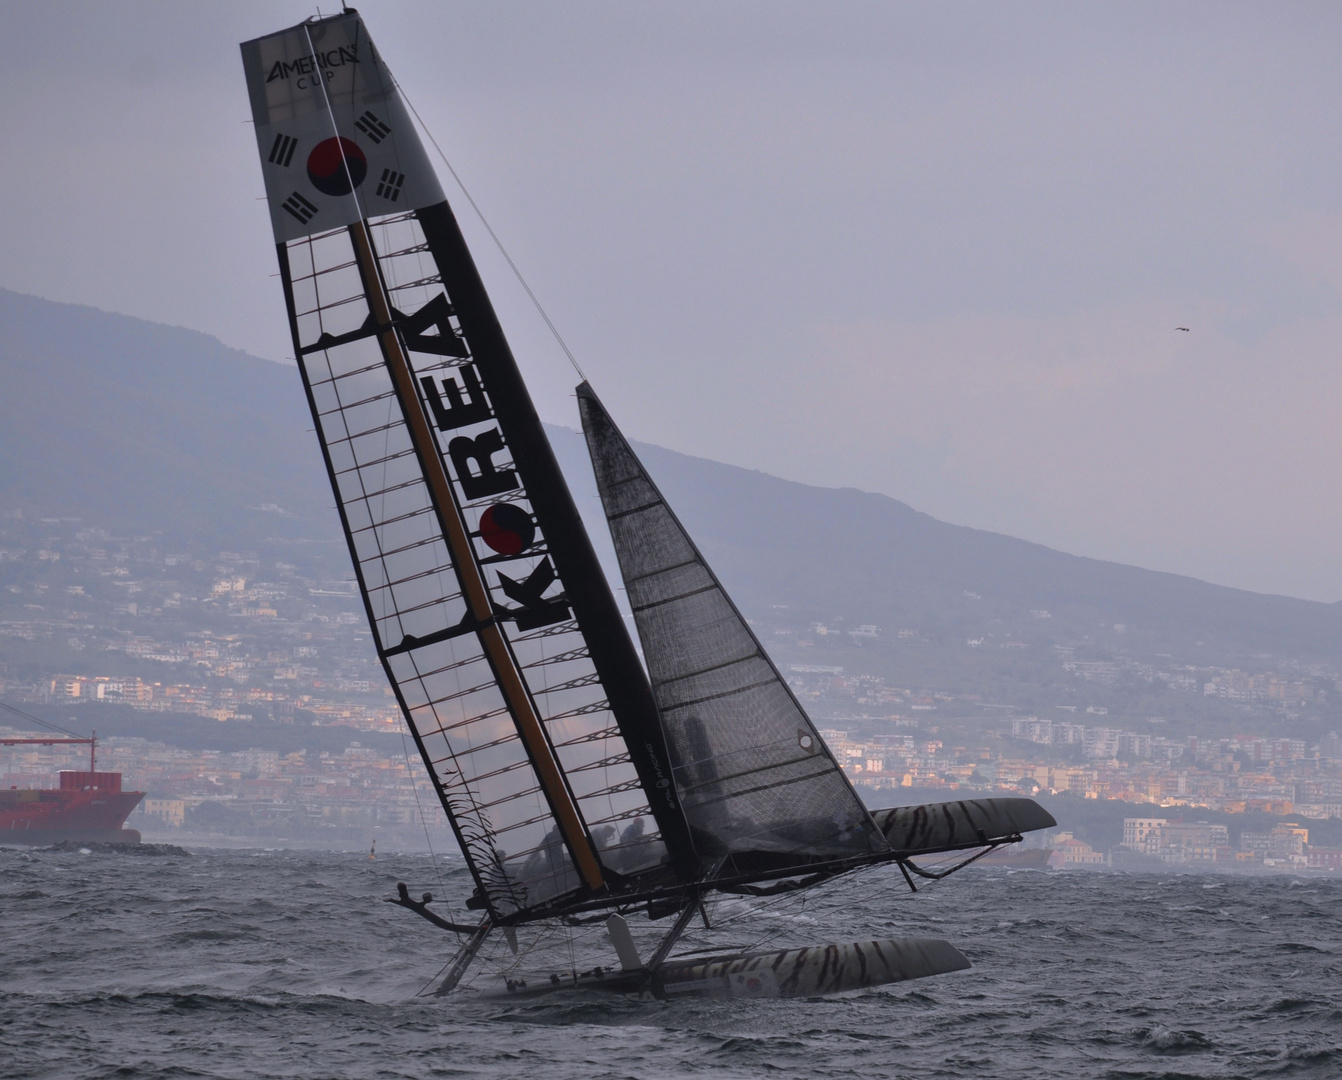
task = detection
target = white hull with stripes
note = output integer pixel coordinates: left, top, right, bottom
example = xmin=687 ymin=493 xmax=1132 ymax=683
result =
xmin=485 ymin=937 xmax=970 ymax=999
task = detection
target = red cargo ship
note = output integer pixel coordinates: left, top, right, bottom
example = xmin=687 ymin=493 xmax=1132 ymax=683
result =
xmin=0 ymin=732 xmax=144 ymax=845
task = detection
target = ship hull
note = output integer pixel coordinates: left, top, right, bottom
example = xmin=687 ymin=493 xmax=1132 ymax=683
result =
xmin=0 ymin=823 xmax=143 ymax=846
xmin=0 ymin=775 xmax=144 ymax=846
xmin=656 ymin=937 xmax=970 ymax=998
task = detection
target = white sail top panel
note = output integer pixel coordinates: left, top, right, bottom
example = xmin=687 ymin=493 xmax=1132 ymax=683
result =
xmin=241 ymin=13 xmax=444 ymax=243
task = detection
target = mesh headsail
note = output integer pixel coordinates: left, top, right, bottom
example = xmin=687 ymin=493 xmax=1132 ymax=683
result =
xmin=578 ymin=384 xmax=887 ymax=878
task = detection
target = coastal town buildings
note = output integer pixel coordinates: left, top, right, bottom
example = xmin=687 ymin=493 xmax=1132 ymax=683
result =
xmin=3 ymin=515 xmax=1341 ymax=864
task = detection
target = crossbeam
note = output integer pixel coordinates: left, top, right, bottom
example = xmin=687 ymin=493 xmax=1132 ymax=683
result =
xmin=1 ymin=732 xmax=96 ymax=771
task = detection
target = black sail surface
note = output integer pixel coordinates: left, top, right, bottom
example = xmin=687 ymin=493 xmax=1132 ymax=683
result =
xmin=578 ymin=385 xmax=887 ymax=877
xmin=241 ymin=12 xmax=694 ymax=922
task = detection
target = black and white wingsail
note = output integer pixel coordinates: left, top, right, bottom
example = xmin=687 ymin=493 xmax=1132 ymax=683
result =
xmin=240 ymin=11 xmax=1055 ymax=998
xmin=242 ymin=13 xmax=698 ymax=925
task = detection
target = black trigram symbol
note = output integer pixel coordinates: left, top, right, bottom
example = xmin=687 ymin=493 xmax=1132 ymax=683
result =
xmin=355 ymin=111 xmax=391 ymax=143
xmin=281 ymin=192 xmax=318 ymax=224
xmin=498 ymin=558 xmax=571 ymax=631
xmin=268 ymin=132 xmax=298 ymax=167
xmin=376 ymin=168 xmax=406 ymax=202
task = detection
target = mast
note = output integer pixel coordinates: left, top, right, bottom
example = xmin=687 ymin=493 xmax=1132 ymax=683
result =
xmin=241 ymin=12 xmax=697 ymax=923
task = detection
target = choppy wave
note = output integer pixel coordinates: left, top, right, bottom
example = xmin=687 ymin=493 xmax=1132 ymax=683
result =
xmin=2 ymin=847 xmax=1341 ymax=1079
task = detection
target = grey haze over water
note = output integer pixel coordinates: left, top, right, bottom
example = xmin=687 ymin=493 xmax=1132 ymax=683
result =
xmin=3 ymin=846 xmax=1339 ymax=1079
xmin=2 ymin=3 xmax=1342 ymax=599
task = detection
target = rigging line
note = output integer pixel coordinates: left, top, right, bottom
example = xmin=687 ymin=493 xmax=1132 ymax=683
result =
xmin=0 ymin=699 xmax=84 ymax=739
xmin=415 ymin=954 xmax=456 ymax=998
xmin=400 ymin=726 xmax=451 ymax=910
xmin=690 ymin=891 xmax=806 ymax=959
xmin=391 ymin=76 xmax=588 ymax=382
xmin=483 ymin=920 xmax=556 ymax=980
xmin=705 ymin=861 xmax=878 ymax=944
xmin=707 ymin=885 xmax=808 ymax=933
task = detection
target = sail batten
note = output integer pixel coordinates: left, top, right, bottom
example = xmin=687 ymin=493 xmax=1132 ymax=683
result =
xmin=652 ymin=652 xmax=762 ymax=689
xmin=631 ymin=585 xmax=720 ymax=613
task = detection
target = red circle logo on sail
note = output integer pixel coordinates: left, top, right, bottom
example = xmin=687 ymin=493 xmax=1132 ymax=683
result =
xmin=306 ymin=137 xmax=367 ymax=196
xmin=479 ymin=503 xmax=535 ymax=555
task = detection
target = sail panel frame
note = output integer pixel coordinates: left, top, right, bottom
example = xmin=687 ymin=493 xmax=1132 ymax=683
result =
xmin=365 ymin=213 xmax=682 ymax=885
xmin=274 ymin=217 xmax=681 ymax=914
xmin=275 ymin=227 xmax=609 ymax=917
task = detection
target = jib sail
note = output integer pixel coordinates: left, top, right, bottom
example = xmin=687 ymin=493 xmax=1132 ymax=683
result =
xmin=241 ymin=12 xmax=696 ymax=922
xmin=578 ymin=384 xmax=888 ymax=878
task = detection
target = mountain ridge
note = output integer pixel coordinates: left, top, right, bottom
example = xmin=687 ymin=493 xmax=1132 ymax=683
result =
xmin=3 ymin=286 xmax=1338 ymax=665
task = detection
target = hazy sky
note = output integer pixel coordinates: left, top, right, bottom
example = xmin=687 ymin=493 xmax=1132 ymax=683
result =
xmin=3 ymin=2 xmax=1341 ymax=601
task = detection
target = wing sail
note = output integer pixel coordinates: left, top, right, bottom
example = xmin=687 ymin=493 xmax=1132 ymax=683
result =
xmin=578 ymin=384 xmax=888 ymax=878
xmin=242 ymin=13 xmax=696 ymax=922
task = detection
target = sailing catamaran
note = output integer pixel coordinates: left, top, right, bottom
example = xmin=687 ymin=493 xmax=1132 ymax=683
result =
xmin=240 ymin=10 xmax=1054 ymax=999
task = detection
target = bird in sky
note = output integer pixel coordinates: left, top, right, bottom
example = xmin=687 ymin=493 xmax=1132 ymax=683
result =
xmin=1175 ymin=327 xmax=1190 ymax=332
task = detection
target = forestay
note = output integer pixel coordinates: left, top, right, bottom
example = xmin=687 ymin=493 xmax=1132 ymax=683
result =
xmin=578 ymin=384 xmax=887 ymax=876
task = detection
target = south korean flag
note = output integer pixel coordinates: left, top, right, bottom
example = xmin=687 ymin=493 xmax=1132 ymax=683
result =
xmin=242 ymin=12 xmax=444 ymax=243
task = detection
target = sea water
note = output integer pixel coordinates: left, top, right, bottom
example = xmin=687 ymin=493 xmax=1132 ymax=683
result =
xmin=2 ymin=845 xmax=1339 ymax=1079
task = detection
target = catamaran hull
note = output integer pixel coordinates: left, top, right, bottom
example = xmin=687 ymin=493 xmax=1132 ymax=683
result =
xmin=488 ymin=937 xmax=970 ymax=1000
xmin=657 ymin=937 xmax=970 ymax=998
